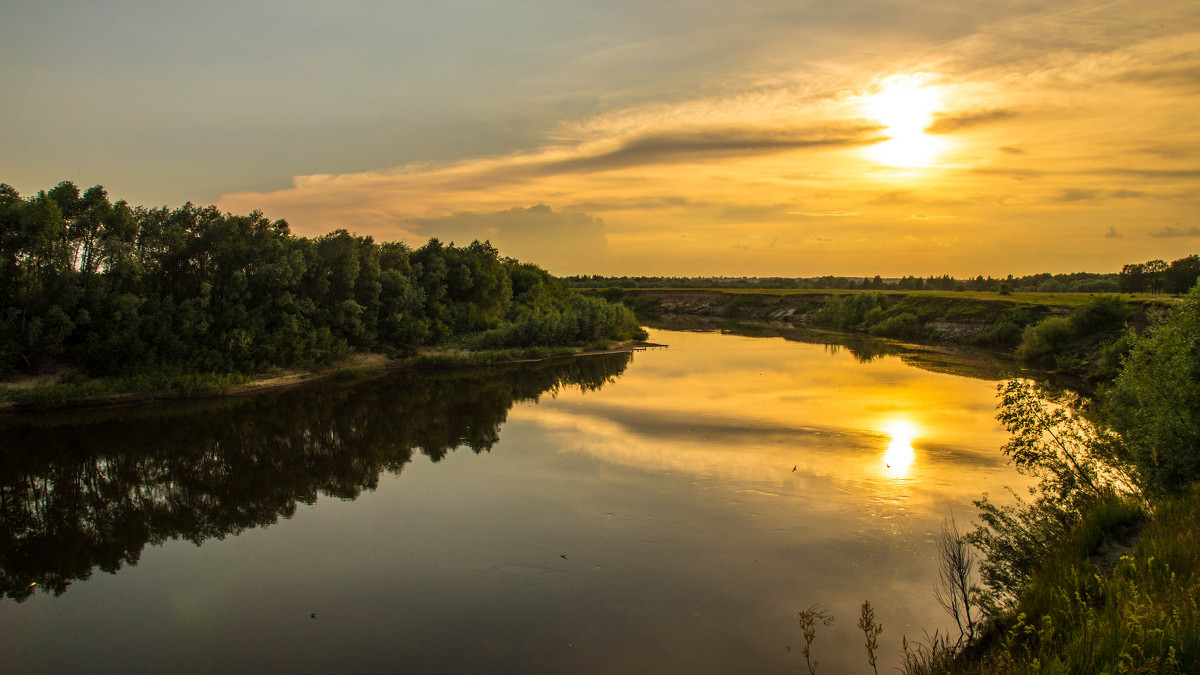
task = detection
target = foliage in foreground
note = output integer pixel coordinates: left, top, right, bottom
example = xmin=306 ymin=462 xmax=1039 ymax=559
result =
xmin=1104 ymin=284 xmax=1200 ymax=496
xmin=909 ymin=488 xmax=1197 ymax=674
xmin=892 ymin=283 xmax=1200 ymax=674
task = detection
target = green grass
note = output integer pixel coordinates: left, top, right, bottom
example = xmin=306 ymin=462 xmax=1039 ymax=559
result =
xmin=1 ymin=340 xmax=631 ymax=411
xmin=329 ymin=364 xmax=388 ymax=381
xmin=0 ymin=370 xmax=253 ymax=409
xmin=410 ymin=344 xmax=600 ymax=368
xmin=920 ymin=489 xmax=1200 ymax=674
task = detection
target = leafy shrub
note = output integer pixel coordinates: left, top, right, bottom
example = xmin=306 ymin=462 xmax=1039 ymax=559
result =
xmin=1015 ymin=316 xmax=1073 ymax=365
xmin=971 ymin=318 xmax=1025 ymax=348
xmin=811 ymin=292 xmax=887 ymax=330
xmin=1104 ymin=285 xmax=1200 ymax=495
xmin=1067 ymin=295 xmax=1129 ymax=335
xmin=869 ymin=311 xmax=924 ymax=339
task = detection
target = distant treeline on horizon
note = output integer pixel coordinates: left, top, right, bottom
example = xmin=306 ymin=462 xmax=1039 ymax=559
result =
xmin=563 ymin=256 xmax=1200 ymax=295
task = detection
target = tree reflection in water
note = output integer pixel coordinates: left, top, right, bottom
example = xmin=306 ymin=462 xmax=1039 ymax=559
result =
xmin=0 ymin=353 xmax=631 ymax=602
xmin=653 ymin=315 xmax=1031 ymax=380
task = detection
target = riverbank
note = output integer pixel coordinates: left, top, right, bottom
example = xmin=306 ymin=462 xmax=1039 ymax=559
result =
xmin=0 ymin=340 xmax=665 ymax=413
xmin=602 ymin=288 xmax=1172 ymax=386
xmin=604 ymin=288 xmax=1170 ymax=341
xmin=896 ymin=284 xmax=1200 ymax=674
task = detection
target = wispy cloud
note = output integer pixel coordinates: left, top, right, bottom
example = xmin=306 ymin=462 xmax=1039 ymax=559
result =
xmin=1101 ymin=168 xmax=1200 ymax=180
xmin=536 ymin=124 xmax=886 ymax=175
xmin=1110 ymin=189 xmax=1148 ymax=199
xmin=925 ymin=108 xmax=1017 ymax=134
xmin=1150 ymin=225 xmax=1200 ymax=238
xmin=1055 ymin=188 xmax=1105 ymax=202
xmin=1054 ymin=188 xmax=1154 ymax=202
xmin=1112 ymin=64 xmax=1200 ymax=91
xmin=793 ymin=210 xmax=858 ymax=217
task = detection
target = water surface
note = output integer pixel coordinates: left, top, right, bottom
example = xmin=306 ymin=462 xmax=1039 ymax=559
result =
xmin=0 ymin=328 xmax=1030 ymax=673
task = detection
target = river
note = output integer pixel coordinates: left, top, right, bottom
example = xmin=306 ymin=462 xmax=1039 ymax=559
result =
xmin=0 ymin=326 xmax=1034 ymax=673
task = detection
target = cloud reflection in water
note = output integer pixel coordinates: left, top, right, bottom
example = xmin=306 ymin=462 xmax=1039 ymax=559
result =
xmin=523 ymin=328 xmax=1028 ymax=514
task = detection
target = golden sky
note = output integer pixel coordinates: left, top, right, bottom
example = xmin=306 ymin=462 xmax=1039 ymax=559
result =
xmin=4 ymin=0 xmax=1198 ymax=276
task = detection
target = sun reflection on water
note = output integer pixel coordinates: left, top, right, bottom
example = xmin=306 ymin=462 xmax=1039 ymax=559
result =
xmin=882 ymin=419 xmax=918 ymax=479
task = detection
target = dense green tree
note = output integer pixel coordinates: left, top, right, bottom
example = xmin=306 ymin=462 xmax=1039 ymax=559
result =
xmin=0 ymin=182 xmax=646 ymax=378
xmin=1104 ymin=284 xmax=1200 ymax=494
xmin=1118 ymin=263 xmax=1146 ymax=293
xmin=1143 ymin=259 xmax=1169 ymax=294
xmin=1166 ymin=254 xmax=1200 ymax=294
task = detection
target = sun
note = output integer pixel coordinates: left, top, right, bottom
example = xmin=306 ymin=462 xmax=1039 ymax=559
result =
xmin=865 ymin=75 xmax=946 ymax=168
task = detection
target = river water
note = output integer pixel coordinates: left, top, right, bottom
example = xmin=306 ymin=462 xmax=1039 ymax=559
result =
xmin=0 ymin=326 xmax=1033 ymax=673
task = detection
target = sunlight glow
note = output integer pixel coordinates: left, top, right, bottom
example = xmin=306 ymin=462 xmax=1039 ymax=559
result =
xmin=882 ymin=418 xmax=918 ymax=479
xmin=866 ymin=75 xmax=946 ymax=168
xmin=871 ymin=133 xmax=946 ymax=169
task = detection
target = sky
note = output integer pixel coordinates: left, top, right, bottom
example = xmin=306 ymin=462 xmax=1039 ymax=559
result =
xmin=2 ymin=0 xmax=1198 ymax=277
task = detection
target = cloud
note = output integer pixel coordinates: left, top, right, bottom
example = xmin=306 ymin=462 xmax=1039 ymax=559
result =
xmin=1105 ymin=226 xmax=1122 ymax=239
xmin=793 ymin=210 xmax=858 ymax=217
xmin=570 ymin=196 xmax=698 ymax=212
xmin=866 ymin=191 xmax=979 ymax=207
xmin=925 ymin=108 xmax=1018 ymax=134
xmin=1112 ymin=64 xmax=1200 ymax=91
xmin=1055 ymin=188 xmax=1151 ymax=202
xmin=1139 ymin=144 xmax=1197 ymax=159
xmin=999 ymin=146 xmax=1025 ymax=155
xmin=868 ymin=191 xmax=913 ymax=205
xmin=1055 ymin=188 xmax=1100 ymax=202
xmin=1110 ymin=189 xmax=1148 ymax=199
xmin=1102 ymin=168 xmax=1200 ymax=180
xmin=536 ymin=124 xmax=887 ymax=175
xmin=1150 ymin=225 xmax=1200 ymax=238
xmin=410 ymin=204 xmax=609 ymax=268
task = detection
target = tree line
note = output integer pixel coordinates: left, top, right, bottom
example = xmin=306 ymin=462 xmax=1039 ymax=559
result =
xmin=565 ymin=255 xmax=1200 ymax=295
xmin=0 ymin=181 xmax=646 ymax=377
xmin=1117 ymin=256 xmax=1200 ymax=294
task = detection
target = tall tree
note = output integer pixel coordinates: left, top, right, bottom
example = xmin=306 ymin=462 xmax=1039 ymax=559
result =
xmin=1166 ymin=255 xmax=1200 ymax=294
